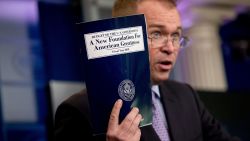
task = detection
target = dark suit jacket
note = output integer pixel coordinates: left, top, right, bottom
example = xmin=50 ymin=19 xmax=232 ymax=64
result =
xmin=54 ymin=80 xmax=240 ymax=141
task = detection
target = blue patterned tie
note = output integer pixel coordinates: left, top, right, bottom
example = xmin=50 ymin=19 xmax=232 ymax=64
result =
xmin=152 ymin=91 xmax=170 ymax=141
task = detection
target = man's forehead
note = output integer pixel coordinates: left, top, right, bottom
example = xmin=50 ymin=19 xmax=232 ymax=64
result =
xmin=145 ymin=11 xmax=182 ymax=28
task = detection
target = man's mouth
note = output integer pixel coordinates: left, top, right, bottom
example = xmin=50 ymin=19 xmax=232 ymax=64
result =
xmin=157 ymin=61 xmax=172 ymax=71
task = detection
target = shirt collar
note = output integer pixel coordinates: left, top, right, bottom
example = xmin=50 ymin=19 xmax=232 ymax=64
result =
xmin=152 ymin=85 xmax=160 ymax=98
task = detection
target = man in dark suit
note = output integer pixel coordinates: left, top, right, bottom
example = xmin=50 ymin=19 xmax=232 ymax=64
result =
xmin=55 ymin=0 xmax=240 ymax=141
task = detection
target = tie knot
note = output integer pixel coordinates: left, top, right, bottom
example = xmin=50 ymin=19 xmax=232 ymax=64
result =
xmin=152 ymin=90 xmax=160 ymax=105
xmin=152 ymin=91 xmax=157 ymax=107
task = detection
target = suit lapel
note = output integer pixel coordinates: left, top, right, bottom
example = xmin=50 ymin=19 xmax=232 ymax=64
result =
xmin=159 ymin=82 xmax=185 ymax=141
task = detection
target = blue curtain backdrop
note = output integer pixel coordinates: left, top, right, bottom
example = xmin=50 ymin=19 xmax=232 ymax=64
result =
xmin=0 ymin=0 xmax=83 ymax=141
xmin=39 ymin=1 xmax=84 ymax=82
xmin=219 ymin=11 xmax=250 ymax=91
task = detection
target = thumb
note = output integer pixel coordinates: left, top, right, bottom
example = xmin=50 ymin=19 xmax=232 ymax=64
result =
xmin=107 ymin=99 xmax=123 ymax=130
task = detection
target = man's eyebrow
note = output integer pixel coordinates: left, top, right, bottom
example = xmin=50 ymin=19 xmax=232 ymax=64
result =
xmin=148 ymin=24 xmax=164 ymax=29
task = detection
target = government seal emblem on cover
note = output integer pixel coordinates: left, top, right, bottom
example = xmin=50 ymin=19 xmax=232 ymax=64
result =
xmin=118 ymin=79 xmax=135 ymax=101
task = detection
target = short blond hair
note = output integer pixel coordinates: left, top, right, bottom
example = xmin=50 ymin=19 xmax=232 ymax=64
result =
xmin=112 ymin=0 xmax=177 ymax=17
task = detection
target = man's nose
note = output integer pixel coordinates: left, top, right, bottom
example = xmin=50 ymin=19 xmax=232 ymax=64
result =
xmin=160 ymin=39 xmax=175 ymax=54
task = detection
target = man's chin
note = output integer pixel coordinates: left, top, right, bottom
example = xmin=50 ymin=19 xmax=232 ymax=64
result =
xmin=151 ymin=74 xmax=169 ymax=85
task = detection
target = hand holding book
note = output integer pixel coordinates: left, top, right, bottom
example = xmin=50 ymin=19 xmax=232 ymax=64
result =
xmin=106 ymin=99 xmax=142 ymax=141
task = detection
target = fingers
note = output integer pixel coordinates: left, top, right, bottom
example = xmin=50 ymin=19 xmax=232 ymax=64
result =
xmin=129 ymin=113 xmax=142 ymax=136
xmin=106 ymin=100 xmax=142 ymax=141
xmin=120 ymin=107 xmax=139 ymax=130
xmin=133 ymin=129 xmax=141 ymax=140
xmin=120 ymin=107 xmax=142 ymax=140
xmin=107 ymin=99 xmax=123 ymax=131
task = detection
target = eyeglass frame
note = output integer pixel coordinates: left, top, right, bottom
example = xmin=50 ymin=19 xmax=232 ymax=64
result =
xmin=147 ymin=32 xmax=189 ymax=49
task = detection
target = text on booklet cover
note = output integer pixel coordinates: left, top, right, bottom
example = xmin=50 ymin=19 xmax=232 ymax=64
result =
xmin=84 ymin=26 xmax=145 ymax=59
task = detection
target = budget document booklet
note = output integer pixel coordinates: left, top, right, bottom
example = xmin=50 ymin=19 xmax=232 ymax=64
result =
xmin=78 ymin=14 xmax=152 ymax=135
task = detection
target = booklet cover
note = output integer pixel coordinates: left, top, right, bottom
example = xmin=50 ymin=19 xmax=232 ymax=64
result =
xmin=78 ymin=14 xmax=152 ymax=135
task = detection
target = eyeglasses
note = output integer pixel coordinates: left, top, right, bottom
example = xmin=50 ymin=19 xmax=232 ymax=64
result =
xmin=148 ymin=32 xmax=189 ymax=49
